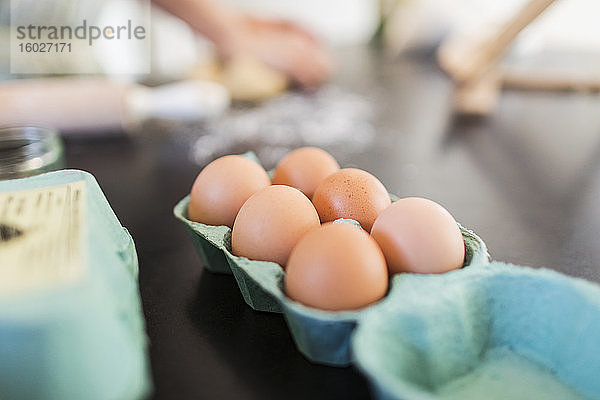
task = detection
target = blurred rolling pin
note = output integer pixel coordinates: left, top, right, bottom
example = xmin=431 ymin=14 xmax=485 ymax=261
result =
xmin=0 ymin=78 xmax=230 ymax=135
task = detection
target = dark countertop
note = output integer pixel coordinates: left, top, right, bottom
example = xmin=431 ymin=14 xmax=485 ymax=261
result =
xmin=64 ymin=46 xmax=600 ymax=400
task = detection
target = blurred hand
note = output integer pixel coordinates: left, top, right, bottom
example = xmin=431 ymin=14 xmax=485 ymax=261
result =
xmin=218 ymin=15 xmax=334 ymax=89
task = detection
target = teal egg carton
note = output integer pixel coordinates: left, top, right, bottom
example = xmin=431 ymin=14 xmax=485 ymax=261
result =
xmin=352 ymin=263 xmax=600 ymax=400
xmin=174 ymin=193 xmax=489 ymax=366
xmin=0 ymin=170 xmax=151 ymax=400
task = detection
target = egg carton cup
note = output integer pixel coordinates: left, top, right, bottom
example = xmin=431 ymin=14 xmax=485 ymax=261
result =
xmin=174 ymin=194 xmax=490 ymax=366
xmin=173 ymin=200 xmax=233 ymax=275
xmin=174 ymin=152 xmax=264 ymax=275
xmin=352 ymin=262 xmax=600 ymax=400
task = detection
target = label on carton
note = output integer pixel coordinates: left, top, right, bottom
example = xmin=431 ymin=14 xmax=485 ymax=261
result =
xmin=0 ymin=180 xmax=86 ymax=296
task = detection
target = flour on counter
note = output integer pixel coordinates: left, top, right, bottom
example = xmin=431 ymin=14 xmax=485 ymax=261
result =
xmin=189 ymin=86 xmax=376 ymax=167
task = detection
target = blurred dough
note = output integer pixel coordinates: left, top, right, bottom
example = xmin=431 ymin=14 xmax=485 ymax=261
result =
xmin=192 ymin=56 xmax=288 ymax=102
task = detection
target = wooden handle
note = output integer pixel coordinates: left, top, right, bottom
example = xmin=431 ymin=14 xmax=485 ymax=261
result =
xmin=454 ymin=69 xmax=502 ymax=116
xmin=438 ymin=0 xmax=556 ymax=83
xmin=502 ymin=68 xmax=600 ymax=92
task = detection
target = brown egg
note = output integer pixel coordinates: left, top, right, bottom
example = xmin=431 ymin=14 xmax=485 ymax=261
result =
xmin=285 ymin=223 xmax=388 ymax=311
xmin=271 ymin=147 xmax=340 ymax=198
xmin=370 ymin=197 xmax=465 ymax=274
xmin=312 ymin=168 xmax=391 ymax=231
xmin=188 ymin=155 xmax=270 ymax=227
xmin=232 ymin=185 xmax=320 ymax=267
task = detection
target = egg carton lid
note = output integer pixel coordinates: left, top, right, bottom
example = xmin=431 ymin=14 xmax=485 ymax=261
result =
xmin=0 ymin=170 xmax=151 ymax=400
xmin=352 ymin=262 xmax=600 ymax=400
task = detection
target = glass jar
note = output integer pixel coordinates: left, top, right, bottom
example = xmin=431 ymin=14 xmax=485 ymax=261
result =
xmin=0 ymin=126 xmax=64 ymax=180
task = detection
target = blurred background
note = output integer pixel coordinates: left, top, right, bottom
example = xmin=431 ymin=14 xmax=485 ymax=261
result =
xmin=2 ymin=0 xmax=600 ymax=399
